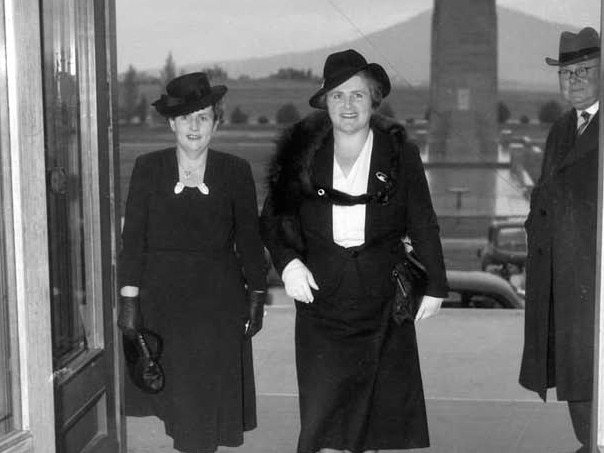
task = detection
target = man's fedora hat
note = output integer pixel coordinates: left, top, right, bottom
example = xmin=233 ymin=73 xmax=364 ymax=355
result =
xmin=309 ymin=49 xmax=391 ymax=109
xmin=152 ymin=72 xmax=227 ymax=117
xmin=545 ymin=27 xmax=601 ymax=66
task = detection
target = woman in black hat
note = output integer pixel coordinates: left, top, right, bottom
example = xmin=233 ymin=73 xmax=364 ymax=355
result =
xmin=117 ymin=72 xmax=267 ymax=453
xmin=261 ymin=50 xmax=448 ymax=452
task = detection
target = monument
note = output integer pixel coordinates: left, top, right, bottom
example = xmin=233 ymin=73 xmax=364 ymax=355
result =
xmin=428 ymin=0 xmax=498 ymax=162
xmin=426 ymin=0 xmax=528 ymax=224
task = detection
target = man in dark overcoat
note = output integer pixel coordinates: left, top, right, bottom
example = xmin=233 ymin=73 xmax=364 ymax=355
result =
xmin=519 ymin=27 xmax=600 ymax=453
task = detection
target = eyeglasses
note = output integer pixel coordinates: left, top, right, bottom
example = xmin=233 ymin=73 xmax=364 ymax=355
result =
xmin=558 ymin=65 xmax=599 ymax=80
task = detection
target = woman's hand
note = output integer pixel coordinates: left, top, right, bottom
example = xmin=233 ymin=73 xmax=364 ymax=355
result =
xmin=415 ymin=295 xmax=444 ymax=321
xmin=281 ymin=259 xmax=319 ymax=303
xmin=118 ymin=295 xmax=143 ymax=338
xmin=245 ymin=290 xmax=267 ymax=337
xmin=118 ymin=286 xmax=143 ymax=337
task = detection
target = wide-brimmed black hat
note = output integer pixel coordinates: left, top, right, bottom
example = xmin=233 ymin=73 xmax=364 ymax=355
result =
xmin=309 ymin=49 xmax=391 ymax=109
xmin=545 ymin=27 xmax=600 ymax=66
xmin=152 ymin=72 xmax=227 ymax=117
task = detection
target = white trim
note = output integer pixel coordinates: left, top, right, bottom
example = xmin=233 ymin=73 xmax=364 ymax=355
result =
xmin=594 ymin=8 xmax=604 ymax=451
xmin=4 ymin=0 xmax=55 ymax=451
xmin=4 ymin=0 xmax=28 ymax=432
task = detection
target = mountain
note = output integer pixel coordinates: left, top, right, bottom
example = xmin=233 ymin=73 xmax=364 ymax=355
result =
xmin=179 ymin=6 xmax=577 ymax=92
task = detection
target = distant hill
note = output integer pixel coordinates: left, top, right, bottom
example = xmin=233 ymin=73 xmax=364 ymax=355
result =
xmin=173 ymin=6 xmax=575 ymax=92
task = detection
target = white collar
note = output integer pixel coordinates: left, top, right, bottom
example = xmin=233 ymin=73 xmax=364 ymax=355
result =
xmin=578 ymin=101 xmax=599 ymax=117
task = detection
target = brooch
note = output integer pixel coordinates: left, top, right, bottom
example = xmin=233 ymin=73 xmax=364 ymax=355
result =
xmin=173 ymin=182 xmax=210 ymax=195
xmin=375 ymin=171 xmax=389 ymax=183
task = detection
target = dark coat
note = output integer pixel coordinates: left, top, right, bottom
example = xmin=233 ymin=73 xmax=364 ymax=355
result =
xmin=260 ymin=112 xmax=448 ymax=452
xmin=119 ymin=148 xmax=266 ymax=453
xmin=519 ymin=110 xmax=598 ymax=401
xmin=261 ymin=111 xmax=449 ymax=298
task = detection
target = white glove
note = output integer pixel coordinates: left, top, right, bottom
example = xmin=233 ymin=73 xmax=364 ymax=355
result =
xmin=415 ymin=295 xmax=443 ymax=321
xmin=281 ymin=258 xmax=319 ymax=303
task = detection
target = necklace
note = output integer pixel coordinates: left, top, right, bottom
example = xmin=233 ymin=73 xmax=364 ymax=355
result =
xmin=179 ymin=163 xmax=204 ymax=179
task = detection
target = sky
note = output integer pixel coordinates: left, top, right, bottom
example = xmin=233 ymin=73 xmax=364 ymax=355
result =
xmin=116 ymin=0 xmax=601 ymax=72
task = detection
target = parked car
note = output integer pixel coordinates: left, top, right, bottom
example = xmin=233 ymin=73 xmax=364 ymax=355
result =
xmin=478 ymin=219 xmax=527 ymax=285
xmin=444 ymin=270 xmax=524 ymax=309
xmin=266 ymin=250 xmax=524 ymax=309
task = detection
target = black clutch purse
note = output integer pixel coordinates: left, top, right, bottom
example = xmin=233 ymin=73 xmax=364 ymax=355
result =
xmin=391 ymin=250 xmax=427 ymax=325
xmin=122 ymin=328 xmax=165 ymax=394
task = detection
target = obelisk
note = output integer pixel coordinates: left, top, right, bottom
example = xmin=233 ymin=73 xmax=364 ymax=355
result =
xmin=428 ymin=0 xmax=498 ymax=162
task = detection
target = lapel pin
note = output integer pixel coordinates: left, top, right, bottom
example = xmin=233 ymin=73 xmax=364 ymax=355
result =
xmin=198 ymin=183 xmax=210 ymax=195
xmin=174 ymin=182 xmax=185 ymax=194
xmin=376 ymin=171 xmax=389 ymax=183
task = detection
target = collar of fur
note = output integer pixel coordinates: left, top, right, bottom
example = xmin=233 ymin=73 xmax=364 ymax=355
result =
xmin=267 ymin=111 xmax=408 ymax=215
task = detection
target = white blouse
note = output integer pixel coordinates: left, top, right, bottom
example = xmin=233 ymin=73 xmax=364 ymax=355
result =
xmin=332 ymin=130 xmax=374 ymax=247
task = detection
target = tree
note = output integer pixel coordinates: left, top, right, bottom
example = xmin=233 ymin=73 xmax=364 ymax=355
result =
xmin=161 ymin=52 xmax=177 ymax=87
xmin=121 ymin=65 xmax=139 ymax=122
xmin=424 ymin=107 xmax=431 ymax=121
xmin=276 ymin=103 xmax=300 ymax=124
xmin=538 ymin=100 xmax=563 ymax=124
xmin=377 ymin=102 xmax=395 ymax=119
xmin=136 ymin=95 xmax=148 ymax=123
xmin=270 ymin=67 xmax=318 ymax=81
xmin=498 ymin=101 xmax=511 ymax=124
xmin=230 ymin=106 xmax=249 ymax=125
xmin=203 ymin=65 xmax=228 ymax=82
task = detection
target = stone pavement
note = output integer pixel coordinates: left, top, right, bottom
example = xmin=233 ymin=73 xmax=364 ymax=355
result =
xmin=127 ymin=288 xmax=580 ymax=453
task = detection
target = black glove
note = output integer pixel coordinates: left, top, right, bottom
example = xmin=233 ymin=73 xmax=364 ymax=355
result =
xmin=118 ymin=296 xmax=143 ymax=338
xmin=245 ymin=290 xmax=266 ymax=337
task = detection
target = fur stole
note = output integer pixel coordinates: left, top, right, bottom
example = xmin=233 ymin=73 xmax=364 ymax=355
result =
xmin=267 ymin=111 xmax=409 ymax=215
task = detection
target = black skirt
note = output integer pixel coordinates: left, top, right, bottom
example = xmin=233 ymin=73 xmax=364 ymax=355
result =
xmin=124 ymin=250 xmax=257 ymax=453
xmin=294 ymin=257 xmax=429 ymax=453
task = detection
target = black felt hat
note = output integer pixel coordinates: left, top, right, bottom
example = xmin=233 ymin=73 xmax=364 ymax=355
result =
xmin=309 ymin=49 xmax=391 ymax=109
xmin=545 ymin=27 xmax=600 ymax=66
xmin=152 ymin=72 xmax=227 ymax=117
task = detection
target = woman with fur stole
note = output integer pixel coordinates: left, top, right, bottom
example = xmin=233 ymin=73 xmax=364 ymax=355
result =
xmin=260 ymin=49 xmax=448 ymax=453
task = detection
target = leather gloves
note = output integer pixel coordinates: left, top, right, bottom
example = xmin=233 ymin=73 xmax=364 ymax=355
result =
xmin=245 ymin=290 xmax=267 ymax=337
xmin=118 ymin=296 xmax=143 ymax=338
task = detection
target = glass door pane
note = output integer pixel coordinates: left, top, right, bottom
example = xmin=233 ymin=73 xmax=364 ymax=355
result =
xmin=42 ymin=1 xmax=120 ymax=451
xmin=42 ymin=0 xmax=90 ymax=367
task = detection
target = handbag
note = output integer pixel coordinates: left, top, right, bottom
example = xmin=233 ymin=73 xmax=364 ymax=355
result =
xmin=122 ymin=328 xmax=166 ymax=394
xmin=391 ymin=249 xmax=427 ymax=325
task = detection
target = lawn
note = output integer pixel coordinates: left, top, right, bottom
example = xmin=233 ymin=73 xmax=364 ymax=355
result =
xmin=119 ymin=120 xmax=548 ymax=271
xmin=134 ymin=78 xmax=561 ymax=126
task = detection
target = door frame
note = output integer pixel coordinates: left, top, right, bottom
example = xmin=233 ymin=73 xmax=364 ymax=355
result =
xmin=1 ymin=0 xmax=55 ymax=451
xmin=0 ymin=0 xmax=122 ymax=452
xmin=595 ymin=9 xmax=604 ymax=451
xmin=42 ymin=0 xmax=122 ymax=451
xmin=93 ymin=1 xmax=125 ymax=450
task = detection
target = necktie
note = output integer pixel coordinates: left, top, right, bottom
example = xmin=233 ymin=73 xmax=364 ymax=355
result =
xmin=577 ymin=111 xmax=591 ymax=135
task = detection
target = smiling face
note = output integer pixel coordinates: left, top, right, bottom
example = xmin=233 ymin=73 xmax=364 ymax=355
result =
xmin=326 ymin=74 xmax=374 ymax=135
xmin=559 ymin=57 xmax=601 ymax=111
xmin=169 ymin=106 xmax=218 ymax=156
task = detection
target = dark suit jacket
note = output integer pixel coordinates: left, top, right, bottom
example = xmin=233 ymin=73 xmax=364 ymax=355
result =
xmin=119 ymin=147 xmax=267 ymax=292
xmin=260 ymin=113 xmax=448 ymax=301
xmin=520 ymin=110 xmax=599 ymax=401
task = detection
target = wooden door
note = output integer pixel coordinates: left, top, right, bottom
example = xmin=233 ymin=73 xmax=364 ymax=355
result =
xmin=40 ymin=0 xmax=122 ymax=451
